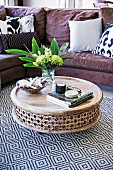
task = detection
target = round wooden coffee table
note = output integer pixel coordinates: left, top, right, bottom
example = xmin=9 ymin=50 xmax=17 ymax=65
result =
xmin=10 ymin=76 xmax=103 ymax=134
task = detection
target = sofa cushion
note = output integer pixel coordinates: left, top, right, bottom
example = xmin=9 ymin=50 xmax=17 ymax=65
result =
xmin=0 ymin=6 xmax=6 ymax=20
xmin=0 ymin=32 xmax=40 ymax=53
xmin=0 ymin=54 xmax=23 ymax=71
xmin=0 ymin=35 xmax=7 ymax=53
xmin=1 ymin=65 xmax=25 ymax=85
xmin=62 ymin=52 xmax=113 ymax=73
xmin=68 ymin=18 xmax=102 ymax=52
xmin=0 ymin=17 xmax=21 ymax=35
xmin=46 ymin=9 xmax=99 ymax=47
xmin=6 ymin=15 xmax=34 ymax=33
xmin=93 ymin=23 xmax=113 ymax=58
xmin=5 ymin=7 xmax=46 ymax=43
xmin=0 ymin=20 xmax=7 ymax=34
xmin=7 ymin=17 xmax=20 ymax=34
xmin=19 ymin=15 xmax=34 ymax=33
xmin=0 ymin=16 xmax=21 ymax=35
xmin=99 ymin=7 xmax=113 ymax=29
xmin=75 ymin=10 xmax=99 ymax=21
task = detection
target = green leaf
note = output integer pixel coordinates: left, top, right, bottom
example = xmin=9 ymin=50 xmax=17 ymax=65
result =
xmin=50 ymin=38 xmax=59 ymax=55
xmin=23 ymin=63 xmax=36 ymax=67
xmin=32 ymin=37 xmax=39 ymax=55
xmin=19 ymin=57 xmax=35 ymax=62
xmin=39 ymin=44 xmax=45 ymax=55
xmin=59 ymin=43 xmax=69 ymax=53
xmin=6 ymin=49 xmax=31 ymax=56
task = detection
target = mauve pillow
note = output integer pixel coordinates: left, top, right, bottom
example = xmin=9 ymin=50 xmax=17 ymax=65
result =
xmin=74 ymin=10 xmax=99 ymax=21
xmin=99 ymin=7 xmax=113 ymax=29
xmin=46 ymin=9 xmax=82 ymax=47
xmin=0 ymin=32 xmax=40 ymax=53
xmin=0 ymin=6 xmax=6 ymax=20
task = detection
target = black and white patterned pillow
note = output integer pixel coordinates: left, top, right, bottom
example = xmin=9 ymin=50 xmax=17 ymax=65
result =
xmin=6 ymin=15 xmax=34 ymax=34
xmin=6 ymin=17 xmax=20 ymax=34
xmin=93 ymin=24 xmax=113 ymax=58
xmin=19 ymin=15 xmax=34 ymax=33
xmin=0 ymin=17 xmax=21 ymax=35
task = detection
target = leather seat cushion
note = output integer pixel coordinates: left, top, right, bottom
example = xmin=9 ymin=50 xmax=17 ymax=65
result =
xmin=0 ymin=54 xmax=23 ymax=71
xmin=63 ymin=51 xmax=113 ymax=73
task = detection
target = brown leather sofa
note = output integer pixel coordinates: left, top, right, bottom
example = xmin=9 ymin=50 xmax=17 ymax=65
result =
xmin=0 ymin=6 xmax=113 ymax=87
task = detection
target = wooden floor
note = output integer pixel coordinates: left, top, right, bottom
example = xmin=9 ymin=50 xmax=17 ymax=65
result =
xmin=97 ymin=84 xmax=113 ymax=98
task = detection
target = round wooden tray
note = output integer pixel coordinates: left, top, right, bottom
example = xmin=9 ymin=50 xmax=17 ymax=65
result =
xmin=10 ymin=76 xmax=103 ymax=134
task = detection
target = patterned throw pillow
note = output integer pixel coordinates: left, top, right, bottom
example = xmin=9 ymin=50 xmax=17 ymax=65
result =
xmin=0 ymin=32 xmax=40 ymax=53
xmin=0 ymin=14 xmax=34 ymax=35
xmin=0 ymin=16 xmax=21 ymax=34
xmin=6 ymin=17 xmax=20 ymax=34
xmin=19 ymin=15 xmax=34 ymax=33
xmin=0 ymin=14 xmax=35 ymax=53
xmin=93 ymin=24 xmax=113 ymax=58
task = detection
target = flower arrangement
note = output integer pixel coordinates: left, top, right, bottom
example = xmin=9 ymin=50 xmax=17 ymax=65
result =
xmin=6 ymin=38 xmax=73 ymax=83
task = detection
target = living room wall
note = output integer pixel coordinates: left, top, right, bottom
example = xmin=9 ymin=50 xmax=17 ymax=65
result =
xmin=23 ymin=0 xmax=58 ymax=8
xmin=23 ymin=0 xmax=94 ymax=8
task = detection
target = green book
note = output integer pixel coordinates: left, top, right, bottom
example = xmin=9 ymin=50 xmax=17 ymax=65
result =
xmin=47 ymin=91 xmax=93 ymax=108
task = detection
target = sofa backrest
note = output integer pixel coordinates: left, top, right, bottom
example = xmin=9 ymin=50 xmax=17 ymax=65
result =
xmin=5 ymin=7 xmax=46 ymax=44
xmin=4 ymin=7 xmax=113 ymax=47
xmin=46 ymin=8 xmax=99 ymax=47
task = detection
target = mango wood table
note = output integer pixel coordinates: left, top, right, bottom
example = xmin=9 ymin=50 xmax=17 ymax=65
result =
xmin=10 ymin=76 xmax=103 ymax=134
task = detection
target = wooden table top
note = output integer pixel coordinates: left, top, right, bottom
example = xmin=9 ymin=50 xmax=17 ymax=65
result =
xmin=10 ymin=76 xmax=103 ymax=115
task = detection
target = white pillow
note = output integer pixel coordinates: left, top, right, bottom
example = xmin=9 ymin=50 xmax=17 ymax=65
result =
xmin=19 ymin=15 xmax=34 ymax=33
xmin=0 ymin=20 xmax=7 ymax=34
xmin=68 ymin=18 xmax=102 ymax=52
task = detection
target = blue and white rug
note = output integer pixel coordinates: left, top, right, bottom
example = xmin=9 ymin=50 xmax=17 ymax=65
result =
xmin=0 ymin=82 xmax=113 ymax=170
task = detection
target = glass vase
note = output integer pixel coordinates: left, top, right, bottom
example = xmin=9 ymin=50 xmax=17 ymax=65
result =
xmin=42 ymin=69 xmax=55 ymax=84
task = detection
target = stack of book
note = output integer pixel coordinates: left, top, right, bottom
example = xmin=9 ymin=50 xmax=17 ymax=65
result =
xmin=47 ymin=91 xmax=94 ymax=108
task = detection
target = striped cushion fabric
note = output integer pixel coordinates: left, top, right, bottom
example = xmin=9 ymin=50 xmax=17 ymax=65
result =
xmin=0 ymin=35 xmax=7 ymax=53
xmin=0 ymin=32 xmax=40 ymax=53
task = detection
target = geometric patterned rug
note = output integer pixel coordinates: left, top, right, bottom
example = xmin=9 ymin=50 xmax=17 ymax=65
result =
xmin=0 ymin=82 xmax=113 ymax=170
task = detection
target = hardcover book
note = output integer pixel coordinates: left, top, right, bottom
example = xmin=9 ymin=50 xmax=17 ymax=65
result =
xmin=47 ymin=91 xmax=93 ymax=108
